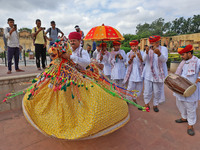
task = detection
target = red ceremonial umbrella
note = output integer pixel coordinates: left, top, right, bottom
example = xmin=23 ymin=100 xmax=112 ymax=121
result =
xmin=84 ymin=24 xmax=124 ymax=41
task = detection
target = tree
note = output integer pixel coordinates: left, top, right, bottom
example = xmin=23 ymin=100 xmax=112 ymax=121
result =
xmin=18 ymin=28 xmax=32 ymax=33
xmin=150 ymin=18 xmax=165 ymax=35
xmin=190 ymin=15 xmax=200 ymax=33
xmin=136 ymin=23 xmax=150 ymax=35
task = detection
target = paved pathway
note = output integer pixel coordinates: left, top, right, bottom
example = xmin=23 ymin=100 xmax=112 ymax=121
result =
xmin=0 ymin=83 xmax=200 ymax=150
xmin=0 ymin=62 xmax=200 ymax=150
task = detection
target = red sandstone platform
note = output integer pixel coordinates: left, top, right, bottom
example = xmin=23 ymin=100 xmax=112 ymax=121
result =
xmin=0 ymin=66 xmax=200 ymax=150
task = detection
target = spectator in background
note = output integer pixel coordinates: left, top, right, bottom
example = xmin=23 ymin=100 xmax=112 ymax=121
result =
xmin=92 ymin=41 xmax=96 ymax=55
xmin=32 ymin=19 xmax=47 ymax=70
xmin=92 ymin=43 xmax=101 ymax=60
xmin=4 ymin=18 xmax=24 ymax=74
xmin=19 ymin=45 xmax=23 ymax=60
xmin=75 ymin=25 xmax=84 ymax=47
xmin=86 ymin=44 xmax=92 ymax=58
xmin=46 ymin=21 xmax=64 ymax=44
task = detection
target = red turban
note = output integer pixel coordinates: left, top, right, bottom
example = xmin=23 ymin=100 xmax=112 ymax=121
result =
xmin=113 ymin=41 xmax=121 ymax=46
xmin=178 ymin=44 xmax=193 ymax=54
xmin=68 ymin=32 xmax=81 ymax=40
xmin=100 ymin=43 xmax=107 ymax=47
xmin=149 ymin=35 xmax=161 ymax=43
xmin=129 ymin=40 xmax=139 ymax=46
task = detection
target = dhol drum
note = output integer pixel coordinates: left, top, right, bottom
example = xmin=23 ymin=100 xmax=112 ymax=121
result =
xmin=164 ymin=73 xmax=197 ymax=97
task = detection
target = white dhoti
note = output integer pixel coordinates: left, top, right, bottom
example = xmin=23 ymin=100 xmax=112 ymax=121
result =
xmin=143 ymin=79 xmax=164 ymax=106
xmin=176 ymin=100 xmax=198 ymax=126
xmin=127 ymin=81 xmax=143 ymax=100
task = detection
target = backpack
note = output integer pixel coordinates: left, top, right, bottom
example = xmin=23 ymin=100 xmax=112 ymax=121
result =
xmin=3 ymin=27 xmax=11 ymax=50
xmin=48 ymin=28 xmax=59 ymax=37
xmin=32 ymin=27 xmax=46 ymax=45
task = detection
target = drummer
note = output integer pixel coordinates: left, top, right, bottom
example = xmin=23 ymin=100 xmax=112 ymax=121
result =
xmin=142 ymin=35 xmax=168 ymax=112
xmin=174 ymin=44 xmax=200 ymax=136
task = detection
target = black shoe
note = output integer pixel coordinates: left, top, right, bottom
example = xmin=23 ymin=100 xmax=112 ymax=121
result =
xmin=153 ymin=106 xmax=159 ymax=112
xmin=187 ymin=128 xmax=195 ymax=136
xmin=175 ymin=118 xmax=188 ymax=123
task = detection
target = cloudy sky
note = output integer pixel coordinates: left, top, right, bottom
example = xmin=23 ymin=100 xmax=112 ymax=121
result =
xmin=0 ymin=0 xmax=199 ymax=36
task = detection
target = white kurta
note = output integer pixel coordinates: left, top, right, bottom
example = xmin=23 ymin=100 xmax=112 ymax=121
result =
xmin=126 ymin=50 xmax=144 ymax=99
xmin=142 ymin=46 xmax=168 ymax=82
xmin=70 ymin=46 xmax=90 ymax=69
xmin=174 ymin=57 xmax=200 ymax=126
xmin=97 ymin=52 xmax=111 ymax=76
xmin=92 ymin=49 xmax=100 ymax=60
xmin=109 ymin=49 xmax=126 ymax=80
xmin=126 ymin=50 xmax=144 ymax=82
xmin=4 ymin=27 xmax=20 ymax=48
xmin=174 ymin=58 xmax=200 ymax=102
xmin=142 ymin=46 xmax=168 ymax=105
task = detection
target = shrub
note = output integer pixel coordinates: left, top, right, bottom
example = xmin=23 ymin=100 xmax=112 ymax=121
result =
xmin=121 ymin=46 xmax=131 ymax=53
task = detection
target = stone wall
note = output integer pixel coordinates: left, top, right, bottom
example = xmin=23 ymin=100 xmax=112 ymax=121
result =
xmin=0 ymin=74 xmax=38 ymax=112
xmin=140 ymin=33 xmax=200 ymax=51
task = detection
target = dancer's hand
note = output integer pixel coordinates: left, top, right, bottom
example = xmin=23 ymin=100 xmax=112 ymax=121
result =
xmin=62 ymin=53 xmax=70 ymax=60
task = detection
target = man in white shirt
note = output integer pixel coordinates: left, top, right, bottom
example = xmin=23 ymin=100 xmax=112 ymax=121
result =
xmin=62 ymin=32 xmax=90 ymax=69
xmin=97 ymin=43 xmax=111 ymax=79
xmin=142 ymin=35 xmax=168 ymax=112
xmin=174 ymin=45 xmax=200 ymax=136
xmin=92 ymin=44 xmax=101 ymax=60
xmin=124 ymin=40 xmax=144 ymax=103
xmin=109 ymin=41 xmax=126 ymax=87
xmin=86 ymin=44 xmax=92 ymax=58
xmin=4 ymin=18 xmax=24 ymax=74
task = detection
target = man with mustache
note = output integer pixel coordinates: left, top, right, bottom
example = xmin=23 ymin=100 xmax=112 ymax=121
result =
xmin=174 ymin=45 xmax=200 ymax=136
xmin=109 ymin=41 xmax=126 ymax=87
xmin=142 ymin=35 xmax=168 ymax=112
xmin=97 ymin=43 xmax=111 ymax=79
xmin=124 ymin=40 xmax=144 ymax=104
xmin=62 ymin=32 xmax=90 ymax=69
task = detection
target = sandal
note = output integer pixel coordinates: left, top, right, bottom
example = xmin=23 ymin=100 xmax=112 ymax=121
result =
xmin=175 ymin=118 xmax=188 ymax=123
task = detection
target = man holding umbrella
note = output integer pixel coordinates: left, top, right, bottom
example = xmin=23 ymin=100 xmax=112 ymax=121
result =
xmin=109 ymin=41 xmax=126 ymax=87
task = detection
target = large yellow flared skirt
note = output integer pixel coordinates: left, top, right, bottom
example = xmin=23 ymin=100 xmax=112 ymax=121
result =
xmin=22 ymin=79 xmax=129 ymax=140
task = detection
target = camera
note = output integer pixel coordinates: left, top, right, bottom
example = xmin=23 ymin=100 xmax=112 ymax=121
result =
xmin=14 ymin=24 xmax=17 ymax=28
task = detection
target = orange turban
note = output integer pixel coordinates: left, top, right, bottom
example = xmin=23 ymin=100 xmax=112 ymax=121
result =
xmin=113 ymin=41 xmax=121 ymax=46
xmin=68 ymin=32 xmax=81 ymax=40
xmin=178 ymin=44 xmax=193 ymax=54
xmin=149 ymin=35 xmax=161 ymax=43
xmin=129 ymin=40 xmax=139 ymax=46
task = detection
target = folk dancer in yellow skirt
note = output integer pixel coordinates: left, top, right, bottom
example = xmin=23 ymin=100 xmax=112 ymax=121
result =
xmin=3 ymin=32 xmax=148 ymax=140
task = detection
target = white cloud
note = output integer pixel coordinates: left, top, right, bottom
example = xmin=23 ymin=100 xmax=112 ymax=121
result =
xmin=0 ymin=0 xmax=199 ymax=37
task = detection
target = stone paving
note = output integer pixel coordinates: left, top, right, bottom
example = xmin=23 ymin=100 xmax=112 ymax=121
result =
xmin=0 ymin=57 xmax=50 ymax=77
xmin=0 ymin=63 xmax=200 ymax=150
xmin=0 ymin=82 xmax=200 ymax=150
